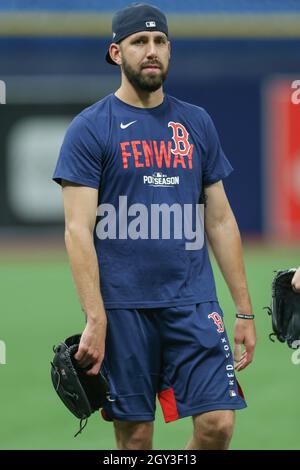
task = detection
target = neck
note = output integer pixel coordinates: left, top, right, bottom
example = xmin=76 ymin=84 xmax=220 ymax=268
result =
xmin=115 ymin=78 xmax=164 ymax=109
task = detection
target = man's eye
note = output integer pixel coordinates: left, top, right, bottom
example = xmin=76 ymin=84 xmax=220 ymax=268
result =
xmin=134 ymin=39 xmax=145 ymax=44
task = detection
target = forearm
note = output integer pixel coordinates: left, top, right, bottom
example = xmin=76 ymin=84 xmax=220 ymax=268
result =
xmin=206 ymin=214 xmax=252 ymax=314
xmin=65 ymin=224 xmax=107 ymax=323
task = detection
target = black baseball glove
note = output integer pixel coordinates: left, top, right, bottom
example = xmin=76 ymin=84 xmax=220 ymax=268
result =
xmin=51 ymin=334 xmax=111 ymax=436
xmin=266 ymin=269 xmax=300 ymax=348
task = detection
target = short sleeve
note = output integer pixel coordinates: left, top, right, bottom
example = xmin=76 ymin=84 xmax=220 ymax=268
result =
xmin=53 ymin=115 xmax=103 ymax=189
xmin=202 ymin=111 xmax=233 ymax=186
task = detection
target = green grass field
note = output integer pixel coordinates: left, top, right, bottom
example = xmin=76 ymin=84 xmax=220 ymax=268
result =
xmin=0 ymin=244 xmax=299 ymax=450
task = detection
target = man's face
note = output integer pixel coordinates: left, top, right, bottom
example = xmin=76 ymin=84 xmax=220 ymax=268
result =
xmin=118 ymin=31 xmax=170 ymax=92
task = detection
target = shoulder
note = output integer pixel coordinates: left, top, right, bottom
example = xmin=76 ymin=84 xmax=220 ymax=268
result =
xmin=63 ymin=94 xmax=114 ymax=145
xmin=167 ymin=94 xmax=211 ymax=122
xmin=76 ymin=94 xmax=114 ymax=126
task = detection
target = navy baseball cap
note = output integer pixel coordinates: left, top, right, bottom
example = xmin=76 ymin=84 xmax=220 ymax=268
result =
xmin=106 ymin=3 xmax=168 ymax=65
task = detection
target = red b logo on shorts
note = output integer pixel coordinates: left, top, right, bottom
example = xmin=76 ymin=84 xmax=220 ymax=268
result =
xmin=208 ymin=312 xmax=225 ymax=333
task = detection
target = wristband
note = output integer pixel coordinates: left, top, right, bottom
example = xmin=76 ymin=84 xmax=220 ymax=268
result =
xmin=236 ymin=313 xmax=255 ymax=320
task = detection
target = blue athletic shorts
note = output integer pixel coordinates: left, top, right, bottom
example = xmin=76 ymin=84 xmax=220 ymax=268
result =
xmin=101 ymin=302 xmax=246 ymax=423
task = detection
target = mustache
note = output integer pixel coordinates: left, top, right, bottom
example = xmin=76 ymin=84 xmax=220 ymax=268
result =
xmin=141 ymin=62 xmax=162 ymax=69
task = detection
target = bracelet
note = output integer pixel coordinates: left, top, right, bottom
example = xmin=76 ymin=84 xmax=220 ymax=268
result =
xmin=236 ymin=313 xmax=255 ymax=320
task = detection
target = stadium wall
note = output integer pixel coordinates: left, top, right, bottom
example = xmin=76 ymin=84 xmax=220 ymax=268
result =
xmin=1 ymin=2 xmax=300 ymax=237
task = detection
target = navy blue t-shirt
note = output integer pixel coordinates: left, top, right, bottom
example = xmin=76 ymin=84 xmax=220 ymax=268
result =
xmin=53 ymin=93 xmax=233 ymax=308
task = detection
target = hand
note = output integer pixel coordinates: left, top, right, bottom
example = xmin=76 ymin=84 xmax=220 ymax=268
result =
xmin=292 ymin=268 xmax=300 ymax=293
xmin=233 ymin=318 xmax=256 ymax=372
xmin=74 ymin=317 xmax=107 ymax=376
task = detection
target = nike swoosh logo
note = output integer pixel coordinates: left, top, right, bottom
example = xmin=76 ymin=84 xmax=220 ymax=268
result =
xmin=120 ymin=120 xmax=137 ymax=129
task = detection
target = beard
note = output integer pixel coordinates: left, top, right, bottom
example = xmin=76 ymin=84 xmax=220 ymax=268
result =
xmin=121 ymin=55 xmax=169 ymax=93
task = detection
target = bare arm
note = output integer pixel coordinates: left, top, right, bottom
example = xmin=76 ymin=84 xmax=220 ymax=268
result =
xmin=62 ymin=180 xmax=106 ymax=376
xmin=204 ymin=180 xmax=256 ymax=371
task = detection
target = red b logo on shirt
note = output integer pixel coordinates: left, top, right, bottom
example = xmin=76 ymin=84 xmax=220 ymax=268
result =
xmin=168 ymin=121 xmax=191 ymax=156
xmin=208 ymin=312 xmax=225 ymax=333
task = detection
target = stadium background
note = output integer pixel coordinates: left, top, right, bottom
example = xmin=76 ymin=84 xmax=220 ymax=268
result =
xmin=0 ymin=0 xmax=300 ymax=450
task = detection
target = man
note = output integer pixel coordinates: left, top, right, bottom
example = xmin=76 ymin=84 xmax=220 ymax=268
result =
xmin=292 ymin=268 xmax=300 ymax=292
xmin=53 ymin=3 xmax=256 ymax=450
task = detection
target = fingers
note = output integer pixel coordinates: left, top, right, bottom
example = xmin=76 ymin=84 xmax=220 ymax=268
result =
xmin=235 ymin=354 xmax=249 ymax=372
xmin=291 ymin=268 xmax=300 ymax=293
xmin=74 ymin=346 xmax=103 ymax=374
xmin=235 ymin=342 xmax=255 ymax=372
xmin=234 ymin=350 xmax=247 ymax=365
xmin=74 ymin=347 xmax=91 ymax=367
xmin=233 ymin=343 xmax=243 ymax=363
xmin=86 ymin=362 xmax=102 ymax=376
xmin=234 ymin=343 xmax=247 ymax=371
xmin=74 ymin=348 xmax=84 ymax=362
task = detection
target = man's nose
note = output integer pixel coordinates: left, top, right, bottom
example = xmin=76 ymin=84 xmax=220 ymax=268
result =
xmin=146 ymin=41 xmax=158 ymax=58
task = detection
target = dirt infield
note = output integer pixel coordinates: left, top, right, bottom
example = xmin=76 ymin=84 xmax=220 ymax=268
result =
xmin=0 ymin=229 xmax=66 ymax=262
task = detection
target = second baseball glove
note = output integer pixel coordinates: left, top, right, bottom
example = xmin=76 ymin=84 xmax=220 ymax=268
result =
xmin=266 ymin=269 xmax=300 ymax=348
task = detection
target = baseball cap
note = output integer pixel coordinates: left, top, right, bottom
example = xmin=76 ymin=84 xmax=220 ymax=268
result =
xmin=105 ymin=3 xmax=168 ymax=65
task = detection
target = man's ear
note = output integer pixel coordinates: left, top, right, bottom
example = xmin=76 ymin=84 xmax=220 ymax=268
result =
xmin=109 ymin=43 xmax=122 ymax=65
